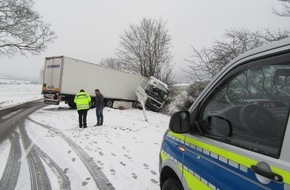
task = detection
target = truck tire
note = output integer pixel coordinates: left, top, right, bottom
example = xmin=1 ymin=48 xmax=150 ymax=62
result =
xmin=89 ymin=100 xmax=94 ymax=109
xmin=68 ymin=101 xmax=76 ymax=109
xmin=106 ymin=100 xmax=114 ymax=108
xmin=132 ymin=101 xmax=139 ymax=108
xmin=162 ymin=178 xmax=183 ymax=190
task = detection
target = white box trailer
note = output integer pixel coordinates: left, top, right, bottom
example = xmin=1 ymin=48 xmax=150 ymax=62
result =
xmin=42 ymin=56 xmax=169 ymax=111
xmin=42 ymin=56 xmax=146 ymax=108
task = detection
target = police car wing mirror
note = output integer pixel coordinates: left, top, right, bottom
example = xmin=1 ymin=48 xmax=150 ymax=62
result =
xmin=169 ymin=111 xmax=190 ymax=133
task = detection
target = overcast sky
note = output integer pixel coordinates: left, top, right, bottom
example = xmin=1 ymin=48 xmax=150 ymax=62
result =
xmin=0 ymin=0 xmax=289 ymax=83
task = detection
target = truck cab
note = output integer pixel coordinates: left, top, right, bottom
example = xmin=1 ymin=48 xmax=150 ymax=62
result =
xmin=159 ymin=38 xmax=290 ymax=190
xmin=136 ymin=76 xmax=169 ymax=112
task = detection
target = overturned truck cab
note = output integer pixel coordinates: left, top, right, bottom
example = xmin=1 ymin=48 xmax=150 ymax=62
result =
xmin=136 ymin=76 xmax=169 ymax=112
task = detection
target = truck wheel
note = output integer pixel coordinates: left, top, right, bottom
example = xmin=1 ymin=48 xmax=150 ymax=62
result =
xmin=162 ymin=178 xmax=183 ymax=190
xmin=132 ymin=101 xmax=139 ymax=108
xmin=68 ymin=101 xmax=76 ymax=109
xmin=106 ymin=100 xmax=114 ymax=108
xmin=89 ymin=101 xmax=95 ymax=109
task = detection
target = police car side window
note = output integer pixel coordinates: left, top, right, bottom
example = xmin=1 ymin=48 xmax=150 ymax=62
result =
xmin=199 ymin=63 xmax=290 ymax=158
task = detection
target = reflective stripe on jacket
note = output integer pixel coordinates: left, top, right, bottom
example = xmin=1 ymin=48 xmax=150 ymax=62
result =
xmin=74 ymin=92 xmax=91 ymax=110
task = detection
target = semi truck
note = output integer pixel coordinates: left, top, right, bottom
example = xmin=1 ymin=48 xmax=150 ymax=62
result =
xmin=42 ymin=56 xmax=169 ymax=112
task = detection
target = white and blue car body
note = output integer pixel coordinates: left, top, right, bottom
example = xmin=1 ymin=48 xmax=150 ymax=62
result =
xmin=159 ymin=38 xmax=290 ymax=190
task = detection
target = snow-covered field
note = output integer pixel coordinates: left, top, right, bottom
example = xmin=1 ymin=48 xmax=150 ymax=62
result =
xmin=0 ymin=78 xmax=171 ymax=189
xmin=0 ymin=78 xmax=43 ymax=110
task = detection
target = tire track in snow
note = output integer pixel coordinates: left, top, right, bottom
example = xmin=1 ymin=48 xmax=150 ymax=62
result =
xmin=0 ymin=131 xmax=21 ymax=190
xmin=33 ymin=145 xmax=71 ymax=190
xmin=19 ymin=120 xmax=52 ymax=190
xmin=27 ymin=117 xmax=115 ymax=190
xmin=18 ymin=119 xmax=71 ymax=190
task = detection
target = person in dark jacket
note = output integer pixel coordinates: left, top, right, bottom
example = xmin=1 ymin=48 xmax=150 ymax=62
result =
xmin=74 ymin=89 xmax=91 ymax=128
xmin=94 ymin=89 xmax=104 ymax=126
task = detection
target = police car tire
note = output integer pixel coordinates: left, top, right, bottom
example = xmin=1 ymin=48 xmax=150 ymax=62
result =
xmin=162 ymin=178 xmax=183 ymax=190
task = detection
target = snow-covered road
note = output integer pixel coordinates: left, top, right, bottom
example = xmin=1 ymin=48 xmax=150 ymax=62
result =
xmin=0 ymin=103 xmax=170 ymax=190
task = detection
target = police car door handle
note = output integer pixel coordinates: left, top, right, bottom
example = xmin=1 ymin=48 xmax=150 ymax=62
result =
xmin=251 ymin=165 xmax=283 ymax=183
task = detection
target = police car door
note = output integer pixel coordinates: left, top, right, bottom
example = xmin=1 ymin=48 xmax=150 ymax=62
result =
xmin=186 ymin=53 xmax=290 ymax=190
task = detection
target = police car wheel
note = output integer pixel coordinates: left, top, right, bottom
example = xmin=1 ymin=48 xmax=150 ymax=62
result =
xmin=162 ymin=178 xmax=183 ymax=190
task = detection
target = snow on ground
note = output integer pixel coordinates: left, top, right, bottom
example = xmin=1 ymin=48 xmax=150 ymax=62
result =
xmin=27 ymin=104 xmax=169 ymax=189
xmin=0 ymin=78 xmax=43 ymax=110
xmin=0 ymin=78 xmax=171 ymax=189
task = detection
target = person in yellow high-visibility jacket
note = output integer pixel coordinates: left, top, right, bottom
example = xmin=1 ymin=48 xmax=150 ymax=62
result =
xmin=74 ymin=89 xmax=91 ymax=128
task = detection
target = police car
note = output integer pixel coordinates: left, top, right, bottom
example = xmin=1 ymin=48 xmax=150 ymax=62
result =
xmin=159 ymin=37 xmax=290 ymax=190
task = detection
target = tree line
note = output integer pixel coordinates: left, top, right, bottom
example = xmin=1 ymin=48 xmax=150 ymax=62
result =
xmin=1 ymin=0 xmax=289 ymax=86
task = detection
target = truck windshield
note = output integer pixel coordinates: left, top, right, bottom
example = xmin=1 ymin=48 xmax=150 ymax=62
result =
xmin=145 ymin=84 xmax=169 ymax=102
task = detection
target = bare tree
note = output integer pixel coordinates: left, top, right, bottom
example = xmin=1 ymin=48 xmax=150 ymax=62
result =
xmin=273 ymin=0 xmax=290 ymax=17
xmin=158 ymin=61 xmax=175 ymax=85
xmin=184 ymin=28 xmax=289 ymax=81
xmin=116 ymin=18 xmax=174 ymax=83
xmin=99 ymin=57 xmax=123 ymax=70
xmin=0 ymin=0 xmax=56 ymax=57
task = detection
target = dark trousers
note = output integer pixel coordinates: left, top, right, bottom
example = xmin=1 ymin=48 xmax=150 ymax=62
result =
xmin=78 ymin=109 xmax=88 ymax=128
xmin=96 ymin=108 xmax=103 ymax=125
